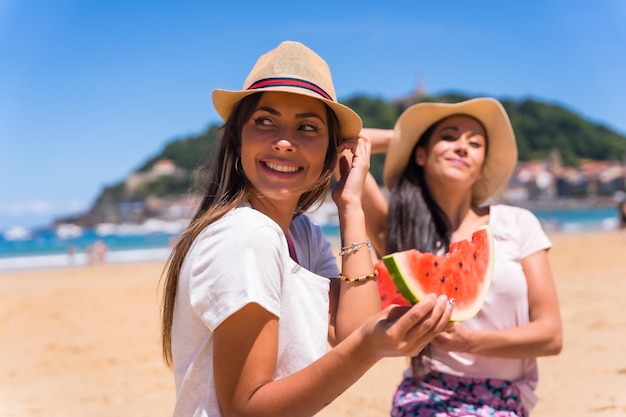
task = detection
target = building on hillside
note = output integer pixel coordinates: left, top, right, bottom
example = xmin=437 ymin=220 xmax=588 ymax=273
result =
xmin=501 ymin=153 xmax=626 ymax=204
xmin=545 ymin=159 xmax=624 ymax=198
xmin=504 ymin=160 xmax=557 ymax=202
xmin=144 ymin=195 xmax=199 ymax=221
xmin=125 ymin=159 xmax=187 ymax=195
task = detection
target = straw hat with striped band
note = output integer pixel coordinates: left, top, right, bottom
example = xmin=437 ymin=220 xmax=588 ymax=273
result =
xmin=384 ymin=98 xmax=518 ymax=205
xmin=212 ymin=40 xmax=362 ymax=140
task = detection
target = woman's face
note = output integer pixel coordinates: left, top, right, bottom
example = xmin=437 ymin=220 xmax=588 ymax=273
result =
xmin=415 ymin=114 xmax=487 ymax=190
xmin=240 ymin=91 xmax=330 ymax=206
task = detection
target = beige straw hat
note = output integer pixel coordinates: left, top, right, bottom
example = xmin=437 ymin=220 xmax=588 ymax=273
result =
xmin=212 ymin=40 xmax=362 ymax=140
xmin=384 ymin=97 xmax=518 ymax=205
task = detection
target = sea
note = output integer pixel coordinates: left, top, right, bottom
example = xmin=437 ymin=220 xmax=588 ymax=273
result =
xmin=0 ymin=205 xmax=620 ymax=273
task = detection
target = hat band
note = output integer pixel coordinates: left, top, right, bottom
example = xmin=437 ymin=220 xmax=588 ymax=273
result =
xmin=247 ymin=77 xmax=333 ymax=101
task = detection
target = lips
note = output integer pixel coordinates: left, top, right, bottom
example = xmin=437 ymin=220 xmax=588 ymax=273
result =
xmin=264 ymin=161 xmax=301 ymax=173
xmin=447 ymin=157 xmax=470 ymax=168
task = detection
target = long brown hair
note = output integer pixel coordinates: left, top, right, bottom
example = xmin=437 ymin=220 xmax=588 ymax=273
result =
xmin=160 ymin=92 xmax=341 ymax=368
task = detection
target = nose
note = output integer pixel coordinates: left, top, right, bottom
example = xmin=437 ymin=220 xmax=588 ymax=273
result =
xmin=454 ymin=137 xmax=469 ymax=156
xmin=273 ymin=137 xmax=295 ymax=152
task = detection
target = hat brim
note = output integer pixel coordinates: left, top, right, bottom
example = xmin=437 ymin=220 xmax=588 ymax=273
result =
xmin=384 ymin=97 xmax=518 ymax=205
xmin=212 ymin=87 xmax=362 ymax=141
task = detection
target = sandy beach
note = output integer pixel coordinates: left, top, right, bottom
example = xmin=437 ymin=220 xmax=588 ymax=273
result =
xmin=1 ymin=230 xmax=625 ymax=417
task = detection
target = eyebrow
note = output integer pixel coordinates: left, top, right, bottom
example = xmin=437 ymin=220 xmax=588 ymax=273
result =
xmin=255 ymin=106 xmax=325 ymax=122
xmin=439 ymin=125 xmax=483 ymax=136
xmin=440 ymin=126 xmax=460 ymax=132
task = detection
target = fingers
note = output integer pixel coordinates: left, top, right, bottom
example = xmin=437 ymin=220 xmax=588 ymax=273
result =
xmin=336 ymin=153 xmax=351 ymax=177
xmin=389 ymin=294 xmax=454 ymax=356
xmin=430 ymin=296 xmax=454 ymax=332
xmin=333 ymin=135 xmax=371 ymax=204
xmin=393 ymin=294 xmax=437 ymax=329
xmin=337 ymin=135 xmax=372 ymax=162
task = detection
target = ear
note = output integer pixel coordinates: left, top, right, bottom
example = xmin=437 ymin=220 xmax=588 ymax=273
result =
xmin=415 ymin=146 xmax=427 ymax=167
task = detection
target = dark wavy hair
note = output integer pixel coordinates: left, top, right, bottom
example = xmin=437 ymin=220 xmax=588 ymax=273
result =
xmin=387 ymin=121 xmax=450 ymax=255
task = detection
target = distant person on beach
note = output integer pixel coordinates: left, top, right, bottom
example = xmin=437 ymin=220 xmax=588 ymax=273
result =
xmin=361 ymin=98 xmax=563 ymax=416
xmin=92 ymin=240 xmax=108 ymax=264
xmin=618 ymin=200 xmax=626 ymax=239
xmin=619 ymin=200 xmax=626 ymax=229
xmin=86 ymin=240 xmax=108 ymax=265
xmin=66 ymin=244 xmax=77 ymax=266
xmin=159 ymin=41 xmax=454 ymax=417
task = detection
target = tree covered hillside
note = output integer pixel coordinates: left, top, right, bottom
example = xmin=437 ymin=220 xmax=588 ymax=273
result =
xmin=83 ymin=92 xmax=626 ymax=225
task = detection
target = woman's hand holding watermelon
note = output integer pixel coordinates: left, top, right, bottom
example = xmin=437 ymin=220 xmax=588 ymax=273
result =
xmin=357 ymin=293 xmax=454 ymax=358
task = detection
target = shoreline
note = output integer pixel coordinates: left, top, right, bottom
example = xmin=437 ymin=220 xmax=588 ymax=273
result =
xmin=0 ymin=247 xmax=171 ymax=274
xmin=512 ymin=195 xmax=622 ymax=210
xmin=1 ymin=226 xmax=621 ymax=274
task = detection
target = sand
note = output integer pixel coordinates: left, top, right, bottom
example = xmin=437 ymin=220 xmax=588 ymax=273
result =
xmin=1 ymin=231 xmax=625 ymax=417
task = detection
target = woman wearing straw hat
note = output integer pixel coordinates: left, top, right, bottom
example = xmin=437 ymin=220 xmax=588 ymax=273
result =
xmin=160 ymin=41 xmax=454 ymax=417
xmin=361 ymin=98 xmax=563 ymax=416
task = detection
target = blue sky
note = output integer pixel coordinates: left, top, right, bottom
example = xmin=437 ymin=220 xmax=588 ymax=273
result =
xmin=1 ymin=0 xmax=625 ymax=230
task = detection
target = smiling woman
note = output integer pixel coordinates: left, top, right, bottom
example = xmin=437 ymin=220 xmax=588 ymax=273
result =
xmin=240 ymin=92 xmax=332 ymax=208
xmin=361 ymin=98 xmax=563 ymax=417
xmin=159 ymin=40 xmax=454 ymax=417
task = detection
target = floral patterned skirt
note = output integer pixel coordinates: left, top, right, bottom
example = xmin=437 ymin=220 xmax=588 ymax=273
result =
xmin=391 ymin=372 xmax=528 ymax=417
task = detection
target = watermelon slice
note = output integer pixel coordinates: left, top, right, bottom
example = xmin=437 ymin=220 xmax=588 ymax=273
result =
xmin=381 ymin=225 xmax=494 ymax=321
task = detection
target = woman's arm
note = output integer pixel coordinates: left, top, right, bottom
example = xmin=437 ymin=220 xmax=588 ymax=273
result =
xmin=362 ymin=128 xmax=393 ymax=154
xmin=215 ymin=294 xmax=454 ymax=417
xmin=329 ymin=128 xmax=391 ymax=260
xmin=432 ymin=249 xmax=563 ymax=358
xmin=330 ymin=134 xmax=380 ymax=343
xmin=359 ymin=128 xmax=392 ymax=256
xmin=362 ymin=172 xmax=389 ymax=258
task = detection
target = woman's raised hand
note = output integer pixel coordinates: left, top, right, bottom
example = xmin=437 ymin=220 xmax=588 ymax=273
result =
xmin=332 ymin=133 xmax=372 ymax=210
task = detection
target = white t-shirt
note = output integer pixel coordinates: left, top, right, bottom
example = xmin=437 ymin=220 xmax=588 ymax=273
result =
xmin=171 ymin=203 xmax=338 ymax=417
xmin=415 ymin=204 xmax=552 ymax=411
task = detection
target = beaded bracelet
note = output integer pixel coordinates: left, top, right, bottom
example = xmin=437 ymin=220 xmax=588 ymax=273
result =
xmin=338 ymin=239 xmax=372 ymax=256
xmin=337 ymin=268 xmax=379 ymax=283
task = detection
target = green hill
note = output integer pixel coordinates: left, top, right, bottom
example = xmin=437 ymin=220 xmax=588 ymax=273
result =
xmin=78 ymin=92 xmax=626 ymax=225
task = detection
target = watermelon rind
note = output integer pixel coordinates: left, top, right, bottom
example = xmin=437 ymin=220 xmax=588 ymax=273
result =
xmin=380 ymin=255 xmax=420 ymax=305
xmin=381 ymin=225 xmax=494 ymax=322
